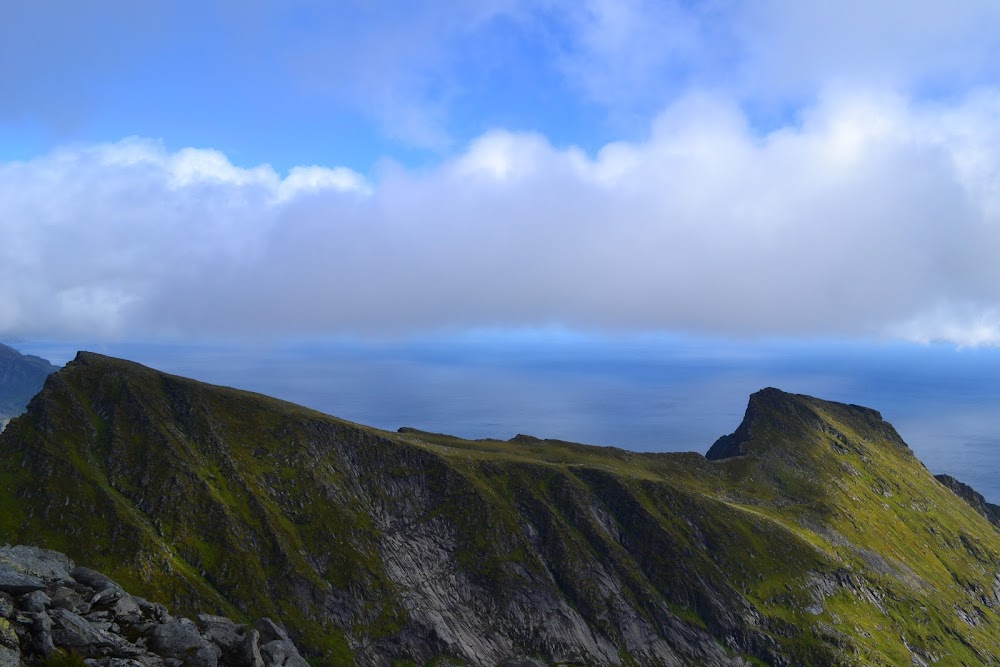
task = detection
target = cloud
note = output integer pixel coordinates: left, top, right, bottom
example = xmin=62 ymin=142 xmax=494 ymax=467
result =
xmin=3 ymin=89 xmax=1000 ymax=344
xmin=0 ymin=138 xmax=369 ymax=337
xmin=531 ymin=0 xmax=1000 ymax=124
xmin=730 ymin=0 xmax=1000 ymax=98
xmin=890 ymin=305 xmax=1000 ymax=348
xmin=548 ymin=0 xmax=708 ymax=111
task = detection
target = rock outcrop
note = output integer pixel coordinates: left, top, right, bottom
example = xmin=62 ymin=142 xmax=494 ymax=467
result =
xmin=936 ymin=473 xmax=1000 ymax=530
xmin=0 ymin=545 xmax=306 ymax=667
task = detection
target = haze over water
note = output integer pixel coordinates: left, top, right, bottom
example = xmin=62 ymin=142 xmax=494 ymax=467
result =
xmin=22 ymin=337 xmax=1000 ymax=504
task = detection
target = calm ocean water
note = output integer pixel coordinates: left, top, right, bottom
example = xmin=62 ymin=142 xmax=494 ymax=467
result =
xmin=20 ymin=336 xmax=1000 ymax=503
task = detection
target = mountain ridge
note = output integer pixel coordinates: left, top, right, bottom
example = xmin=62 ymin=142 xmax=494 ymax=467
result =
xmin=2 ymin=353 xmax=1000 ymax=666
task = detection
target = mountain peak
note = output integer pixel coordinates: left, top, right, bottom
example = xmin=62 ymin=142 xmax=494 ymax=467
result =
xmin=69 ymin=350 xmax=148 ymax=370
xmin=70 ymin=350 xmax=108 ymax=364
xmin=706 ymin=387 xmax=906 ymax=461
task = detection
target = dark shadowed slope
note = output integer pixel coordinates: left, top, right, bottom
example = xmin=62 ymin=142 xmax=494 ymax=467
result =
xmin=2 ymin=354 xmax=1000 ymax=666
xmin=0 ymin=343 xmax=58 ymax=420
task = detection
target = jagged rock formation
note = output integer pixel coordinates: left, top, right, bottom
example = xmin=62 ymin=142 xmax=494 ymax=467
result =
xmin=0 ymin=543 xmax=307 ymax=667
xmin=3 ymin=355 xmax=1000 ymax=666
xmin=936 ymin=473 xmax=1000 ymax=530
xmin=0 ymin=344 xmax=57 ymax=421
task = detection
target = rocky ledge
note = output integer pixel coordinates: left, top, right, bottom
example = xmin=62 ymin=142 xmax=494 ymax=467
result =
xmin=0 ymin=545 xmax=307 ymax=667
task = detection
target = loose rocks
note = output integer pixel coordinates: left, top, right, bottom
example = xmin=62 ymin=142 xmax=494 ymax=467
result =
xmin=0 ymin=544 xmax=308 ymax=667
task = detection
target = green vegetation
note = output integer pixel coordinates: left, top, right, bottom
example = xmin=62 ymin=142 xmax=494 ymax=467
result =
xmin=2 ymin=355 xmax=1000 ymax=666
xmin=36 ymin=650 xmax=89 ymax=667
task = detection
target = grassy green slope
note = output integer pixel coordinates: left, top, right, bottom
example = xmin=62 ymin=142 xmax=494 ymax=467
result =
xmin=1 ymin=356 xmax=999 ymax=666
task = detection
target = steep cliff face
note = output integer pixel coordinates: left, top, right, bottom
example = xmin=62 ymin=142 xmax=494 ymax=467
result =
xmin=936 ymin=473 xmax=1000 ymax=530
xmin=0 ymin=344 xmax=57 ymax=420
xmin=2 ymin=355 xmax=1000 ymax=666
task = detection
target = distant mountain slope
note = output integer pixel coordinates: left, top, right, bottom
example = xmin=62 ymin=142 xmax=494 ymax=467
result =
xmin=0 ymin=343 xmax=58 ymax=420
xmin=2 ymin=355 xmax=1000 ymax=666
xmin=936 ymin=473 xmax=1000 ymax=530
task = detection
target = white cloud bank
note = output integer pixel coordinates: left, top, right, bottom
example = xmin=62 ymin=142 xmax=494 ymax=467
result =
xmin=3 ymin=89 xmax=1000 ymax=344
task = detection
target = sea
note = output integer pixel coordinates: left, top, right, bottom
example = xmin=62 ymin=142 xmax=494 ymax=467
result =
xmin=18 ymin=334 xmax=1000 ymax=504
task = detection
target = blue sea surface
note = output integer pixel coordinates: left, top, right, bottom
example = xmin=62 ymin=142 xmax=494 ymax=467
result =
xmin=20 ymin=335 xmax=1000 ymax=503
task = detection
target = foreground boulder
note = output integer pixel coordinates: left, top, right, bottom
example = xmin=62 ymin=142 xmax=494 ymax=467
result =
xmin=0 ymin=545 xmax=305 ymax=667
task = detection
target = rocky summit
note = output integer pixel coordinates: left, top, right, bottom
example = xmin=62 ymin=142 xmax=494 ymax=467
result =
xmin=0 ymin=543 xmax=307 ymax=667
xmin=2 ymin=354 xmax=1000 ymax=666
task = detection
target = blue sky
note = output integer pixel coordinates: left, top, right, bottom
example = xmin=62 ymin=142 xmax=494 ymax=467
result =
xmin=4 ymin=1 xmax=1000 ymax=344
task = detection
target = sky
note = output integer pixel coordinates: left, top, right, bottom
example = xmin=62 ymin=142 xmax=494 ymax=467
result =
xmin=3 ymin=1 xmax=1000 ymax=344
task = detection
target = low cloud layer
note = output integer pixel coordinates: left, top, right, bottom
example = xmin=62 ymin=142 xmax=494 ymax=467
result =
xmin=3 ymin=89 xmax=1000 ymax=345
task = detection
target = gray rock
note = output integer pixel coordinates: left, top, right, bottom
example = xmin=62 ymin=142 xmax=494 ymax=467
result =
xmin=0 ymin=617 xmax=18 ymax=649
xmin=132 ymin=656 xmax=167 ymax=667
xmin=148 ymin=620 xmax=220 ymax=667
xmin=92 ymin=588 xmax=125 ymax=606
xmin=260 ymin=640 xmax=308 ymax=667
xmin=6 ymin=621 xmax=27 ymax=649
xmin=50 ymin=607 xmax=121 ymax=655
xmin=91 ymin=658 xmax=165 ymax=667
xmin=21 ymin=590 xmax=51 ymax=613
xmin=31 ymin=611 xmax=56 ymax=657
xmin=49 ymin=587 xmax=91 ymax=614
xmin=134 ymin=598 xmax=170 ymax=624
xmin=252 ymin=619 xmax=288 ymax=645
xmin=91 ymin=660 xmax=148 ymax=667
xmin=0 ymin=548 xmax=305 ymax=667
xmin=110 ymin=595 xmax=144 ymax=626
xmin=196 ymin=614 xmax=244 ymax=655
xmin=106 ymin=641 xmax=148 ymax=660
xmin=238 ymin=630 xmax=264 ymax=667
xmin=498 ymin=660 xmax=547 ymax=667
xmin=0 ymin=565 xmax=45 ymax=595
xmin=71 ymin=567 xmax=122 ymax=593
xmin=0 ymin=645 xmax=20 ymax=667
xmin=0 ymin=545 xmax=75 ymax=583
